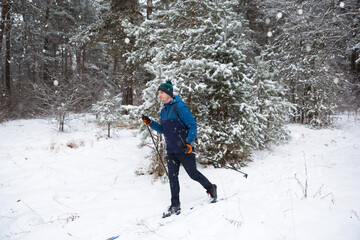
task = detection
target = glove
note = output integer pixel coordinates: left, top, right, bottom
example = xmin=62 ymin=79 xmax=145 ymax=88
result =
xmin=142 ymin=114 xmax=151 ymax=125
xmin=184 ymin=144 xmax=193 ymax=154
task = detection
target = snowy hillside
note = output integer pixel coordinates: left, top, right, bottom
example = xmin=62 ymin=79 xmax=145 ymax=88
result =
xmin=0 ymin=114 xmax=359 ymax=240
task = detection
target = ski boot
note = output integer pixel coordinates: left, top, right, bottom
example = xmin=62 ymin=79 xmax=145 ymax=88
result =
xmin=207 ymin=184 xmax=217 ymax=203
xmin=162 ymin=205 xmax=181 ymax=218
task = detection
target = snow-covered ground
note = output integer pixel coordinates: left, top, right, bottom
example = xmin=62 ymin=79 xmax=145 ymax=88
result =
xmin=0 ymin=114 xmax=359 ymax=240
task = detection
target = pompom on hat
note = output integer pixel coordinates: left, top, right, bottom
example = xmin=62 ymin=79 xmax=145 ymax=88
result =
xmin=158 ymin=80 xmax=173 ymax=97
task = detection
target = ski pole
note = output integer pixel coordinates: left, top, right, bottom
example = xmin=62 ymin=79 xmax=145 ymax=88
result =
xmin=224 ymin=165 xmax=248 ymax=178
xmin=144 ymin=121 xmax=168 ymax=177
xmin=196 ymin=153 xmax=248 ymax=178
xmin=178 ymin=134 xmax=248 ymax=178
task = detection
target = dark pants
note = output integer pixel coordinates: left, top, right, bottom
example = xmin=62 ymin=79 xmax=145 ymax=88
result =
xmin=166 ymin=152 xmax=213 ymax=207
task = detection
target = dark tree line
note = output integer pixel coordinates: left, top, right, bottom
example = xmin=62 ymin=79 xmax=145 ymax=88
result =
xmin=0 ymin=0 xmax=359 ymax=124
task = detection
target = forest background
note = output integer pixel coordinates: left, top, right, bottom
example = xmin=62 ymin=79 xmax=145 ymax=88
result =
xmin=0 ymin=0 xmax=359 ymax=174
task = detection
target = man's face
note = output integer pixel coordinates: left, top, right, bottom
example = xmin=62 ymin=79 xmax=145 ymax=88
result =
xmin=158 ymin=90 xmax=172 ymax=104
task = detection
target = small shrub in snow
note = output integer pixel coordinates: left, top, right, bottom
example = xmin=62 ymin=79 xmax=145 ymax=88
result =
xmin=92 ymin=90 xmax=122 ymax=138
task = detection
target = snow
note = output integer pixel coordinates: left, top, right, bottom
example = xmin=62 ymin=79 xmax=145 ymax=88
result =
xmin=1 ymin=114 xmax=360 ymax=240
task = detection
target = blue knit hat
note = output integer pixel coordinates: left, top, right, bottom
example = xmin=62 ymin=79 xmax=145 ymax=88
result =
xmin=158 ymin=80 xmax=173 ymax=97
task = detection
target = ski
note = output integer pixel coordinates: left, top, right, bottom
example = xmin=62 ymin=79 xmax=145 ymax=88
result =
xmin=161 ymin=191 xmax=237 ymax=219
xmin=106 ymin=236 xmax=119 ymax=240
xmin=162 ymin=196 xmax=218 ymax=219
xmin=106 ymin=192 xmax=239 ymax=239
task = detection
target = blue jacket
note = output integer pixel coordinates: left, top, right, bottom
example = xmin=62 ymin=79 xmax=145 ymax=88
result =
xmin=150 ymin=96 xmax=197 ymax=153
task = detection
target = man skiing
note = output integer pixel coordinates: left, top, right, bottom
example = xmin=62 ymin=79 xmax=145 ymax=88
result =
xmin=142 ymin=80 xmax=217 ymax=218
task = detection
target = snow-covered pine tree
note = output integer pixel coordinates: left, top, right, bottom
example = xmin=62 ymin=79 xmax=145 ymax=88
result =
xmin=169 ymin=0 xmax=257 ymax=167
xmin=92 ymin=90 xmax=122 ymax=138
xmin=127 ymin=0 xmax=274 ymax=169
xmin=252 ymin=56 xmax=294 ymax=145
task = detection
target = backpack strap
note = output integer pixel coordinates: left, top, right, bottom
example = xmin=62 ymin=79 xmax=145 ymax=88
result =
xmin=172 ymin=102 xmax=188 ymax=130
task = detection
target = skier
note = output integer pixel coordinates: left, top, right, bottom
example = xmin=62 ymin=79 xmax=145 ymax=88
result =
xmin=142 ymin=80 xmax=217 ymax=217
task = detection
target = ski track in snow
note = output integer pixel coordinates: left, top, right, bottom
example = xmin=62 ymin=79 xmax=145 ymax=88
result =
xmin=0 ymin=114 xmax=359 ymax=240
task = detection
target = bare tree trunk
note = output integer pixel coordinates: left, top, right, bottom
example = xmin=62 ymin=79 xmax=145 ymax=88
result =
xmin=120 ymin=49 xmax=133 ymax=105
xmin=60 ymin=120 xmax=64 ymax=132
xmin=61 ymin=47 xmax=64 ymax=77
xmin=0 ymin=0 xmax=10 ymax=54
xmin=42 ymin=0 xmax=51 ymax=84
xmin=69 ymin=48 xmax=72 ymax=74
xmin=81 ymin=45 xmax=86 ymax=75
xmin=75 ymin=42 xmax=81 ymax=74
xmin=108 ymin=122 xmax=111 ymax=138
xmin=113 ymin=51 xmax=118 ymax=82
xmin=112 ymin=51 xmax=122 ymax=95
xmin=78 ymin=45 xmax=86 ymax=101
xmin=147 ymin=0 xmax=152 ymax=19
xmin=65 ymin=47 xmax=68 ymax=77
xmin=5 ymin=2 xmax=11 ymax=93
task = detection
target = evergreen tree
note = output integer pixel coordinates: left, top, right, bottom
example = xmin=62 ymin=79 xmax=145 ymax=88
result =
xmin=252 ymin=56 xmax=294 ymax=144
xmin=5 ymin=0 xmax=109 ymax=118
xmin=127 ymin=0 xmax=291 ymax=169
xmin=75 ymin=0 xmax=144 ymax=105
xmin=92 ymin=89 xmax=122 ymax=138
